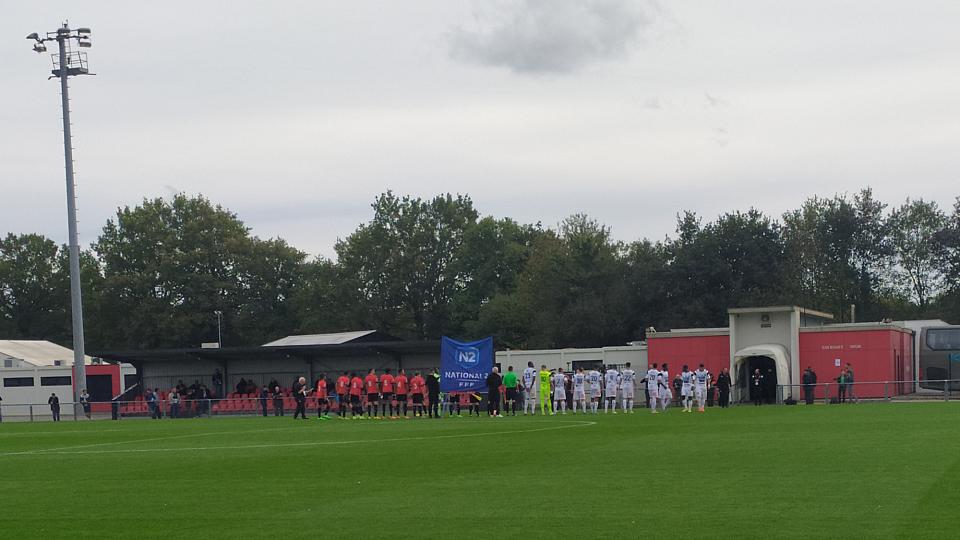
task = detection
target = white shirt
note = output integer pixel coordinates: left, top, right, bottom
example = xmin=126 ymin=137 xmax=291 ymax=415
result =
xmin=587 ymin=370 xmax=602 ymax=389
xmin=695 ymin=369 xmax=710 ymax=388
xmin=573 ymin=373 xmax=585 ymax=390
xmin=553 ymin=373 xmax=567 ymax=389
xmin=621 ymin=369 xmax=636 ymax=387
xmin=522 ymin=367 xmax=537 ymax=389
xmin=646 ymin=368 xmax=660 ymax=388
xmin=605 ymin=369 xmax=619 ymax=389
xmin=681 ymin=371 xmax=693 ymax=387
xmin=659 ymin=370 xmax=670 ymax=389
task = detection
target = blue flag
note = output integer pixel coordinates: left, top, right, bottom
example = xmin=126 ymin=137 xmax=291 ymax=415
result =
xmin=440 ymin=336 xmax=494 ymax=392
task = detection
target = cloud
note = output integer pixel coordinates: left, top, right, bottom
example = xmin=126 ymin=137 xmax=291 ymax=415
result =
xmin=448 ymin=0 xmax=658 ymax=74
xmin=705 ymin=91 xmax=730 ymax=108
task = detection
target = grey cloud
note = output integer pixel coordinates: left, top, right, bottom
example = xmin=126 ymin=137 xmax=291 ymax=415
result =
xmin=448 ymin=0 xmax=658 ymax=74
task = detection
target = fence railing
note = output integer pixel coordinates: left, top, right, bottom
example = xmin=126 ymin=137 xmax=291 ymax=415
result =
xmin=0 ymin=394 xmax=440 ymax=422
xmin=2 ymin=381 xmax=958 ymax=422
xmin=768 ymin=379 xmax=959 ymax=405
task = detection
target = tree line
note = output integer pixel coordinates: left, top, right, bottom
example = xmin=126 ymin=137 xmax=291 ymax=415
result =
xmin=2 ymin=189 xmax=959 ymax=351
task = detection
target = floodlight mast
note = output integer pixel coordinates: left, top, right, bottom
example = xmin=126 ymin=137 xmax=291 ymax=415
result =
xmin=27 ymin=22 xmax=93 ymax=414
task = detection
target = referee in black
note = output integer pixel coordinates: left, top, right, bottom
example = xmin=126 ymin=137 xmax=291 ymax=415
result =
xmin=486 ymin=367 xmax=503 ymax=417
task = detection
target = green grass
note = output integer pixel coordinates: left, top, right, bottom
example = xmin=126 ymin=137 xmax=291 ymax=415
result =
xmin=1 ymin=403 xmax=959 ymax=539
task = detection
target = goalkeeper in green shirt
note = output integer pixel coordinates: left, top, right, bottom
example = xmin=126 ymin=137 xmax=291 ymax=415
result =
xmin=539 ymin=365 xmax=554 ymax=415
xmin=503 ymin=366 xmax=519 ymax=415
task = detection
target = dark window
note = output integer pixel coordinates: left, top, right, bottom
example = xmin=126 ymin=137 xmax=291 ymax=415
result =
xmin=41 ymin=376 xmax=72 ymax=386
xmin=926 ymin=328 xmax=960 ymax=351
xmin=3 ymin=359 xmax=12 ymax=368
xmin=3 ymin=377 xmax=35 ymax=387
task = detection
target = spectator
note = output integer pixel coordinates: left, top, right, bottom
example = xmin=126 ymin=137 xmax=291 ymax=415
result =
xmin=169 ymin=388 xmax=181 ymax=418
xmin=837 ymin=368 xmax=848 ymax=403
xmin=845 ymin=363 xmax=856 ymax=403
xmin=259 ymin=385 xmax=269 ymax=416
xmin=426 ymin=369 xmax=441 ymax=419
xmin=802 ymin=367 xmax=817 ymax=405
xmin=486 ymin=367 xmax=503 ymax=417
xmin=0 ymin=393 xmax=3 ymax=422
xmin=272 ymin=385 xmax=284 ymax=416
xmin=153 ymin=388 xmax=163 ymax=419
xmin=750 ymin=369 xmax=764 ymax=406
xmin=716 ymin=369 xmax=731 ymax=407
xmin=268 ymin=379 xmax=279 ymax=392
xmin=48 ymin=392 xmax=61 ymax=422
xmin=212 ymin=368 xmax=224 ymax=397
xmin=672 ymin=373 xmax=682 ymax=406
xmin=79 ymin=389 xmax=91 ymax=419
xmin=197 ymin=385 xmax=211 ymax=416
xmin=236 ymin=378 xmax=246 ymax=395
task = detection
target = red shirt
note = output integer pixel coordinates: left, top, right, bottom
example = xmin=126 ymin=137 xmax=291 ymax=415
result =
xmin=395 ymin=374 xmax=409 ymax=394
xmin=316 ymin=379 xmax=327 ymax=399
xmin=336 ymin=376 xmax=349 ymax=394
xmin=364 ymin=373 xmax=379 ymax=394
xmin=410 ymin=375 xmax=425 ymax=395
xmin=350 ymin=377 xmax=363 ymax=396
xmin=380 ymin=374 xmax=395 ymax=393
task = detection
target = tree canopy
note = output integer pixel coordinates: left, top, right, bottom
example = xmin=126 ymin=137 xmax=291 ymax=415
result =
xmin=2 ymin=189 xmax=958 ymax=350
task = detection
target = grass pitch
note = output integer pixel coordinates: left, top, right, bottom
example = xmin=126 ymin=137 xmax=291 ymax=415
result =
xmin=1 ymin=403 xmax=958 ymax=539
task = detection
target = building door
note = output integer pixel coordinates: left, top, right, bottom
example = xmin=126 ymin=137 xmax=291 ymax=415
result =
xmin=735 ymin=356 xmax=778 ymax=403
xmin=87 ymin=374 xmax=113 ymax=402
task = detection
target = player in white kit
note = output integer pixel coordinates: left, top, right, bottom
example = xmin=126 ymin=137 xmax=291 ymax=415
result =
xmin=603 ymin=366 xmax=619 ymax=414
xmin=572 ymin=367 xmax=587 ymax=414
xmin=552 ymin=368 xmax=568 ymax=414
xmin=587 ymin=368 xmax=602 ymax=413
xmin=620 ymin=362 xmax=637 ymax=413
xmin=694 ymin=363 xmax=710 ymax=412
xmin=680 ymin=365 xmax=694 ymax=412
xmin=658 ymin=363 xmax=672 ymax=412
xmin=645 ymin=363 xmax=660 ymax=414
xmin=522 ymin=361 xmax=538 ymax=415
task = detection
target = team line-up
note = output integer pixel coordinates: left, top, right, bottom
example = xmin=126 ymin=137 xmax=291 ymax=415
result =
xmin=297 ymin=361 xmax=712 ymax=420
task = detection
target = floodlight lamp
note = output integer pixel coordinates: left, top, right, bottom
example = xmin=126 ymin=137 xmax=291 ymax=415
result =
xmin=33 ymin=43 xmax=47 ymax=53
xmin=27 ymin=32 xmax=39 ymax=40
xmin=77 ymin=27 xmax=91 ymax=34
xmin=78 ymin=41 xmax=91 ymax=48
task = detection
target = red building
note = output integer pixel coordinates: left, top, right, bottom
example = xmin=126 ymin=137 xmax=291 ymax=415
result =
xmin=647 ymin=307 xmax=914 ymax=401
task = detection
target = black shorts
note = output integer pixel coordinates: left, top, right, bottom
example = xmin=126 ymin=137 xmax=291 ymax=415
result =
xmin=367 ymin=393 xmax=379 ymax=403
xmin=350 ymin=395 xmax=361 ymax=404
xmin=506 ymin=388 xmax=518 ymax=401
xmin=381 ymin=392 xmax=393 ymax=402
xmin=412 ymin=394 xmax=423 ymax=404
xmin=395 ymin=393 xmax=408 ymax=403
xmin=338 ymin=393 xmax=347 ymax=403
xmin=316 ymin=396 xmax=328 ymax=404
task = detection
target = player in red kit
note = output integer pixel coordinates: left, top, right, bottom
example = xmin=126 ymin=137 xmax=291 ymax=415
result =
xmin=335 ymin=372 xmax=350 ymax=418
xmin=380 ymin=369 xmax=396 ymax=418
xmin=315 ymin=374 xmax=330 ymax=419
xmin=409 ymin=372 xmax=426 ymax=417
xmin=364 ymin=369 xmax=380 ymax=418
xmin=394 ymin=369 xmax=409 ymax=418
xmin=349 ymin=372 xmax=364 ymax=419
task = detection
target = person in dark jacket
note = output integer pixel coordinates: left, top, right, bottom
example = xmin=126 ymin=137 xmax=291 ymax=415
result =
xmin=292 ymin=377 xmax=308 ymax=419
xmin=802 ymin=367 xmax=817 ymax=405
xmin=272 ymin=385 xmax=284 ymax=416
xmin=259 ymin=385 xmax=269 ymax=416
xmin=48 ymin=393 xmax=61 ymax=421
xmin=426 ymin=369 xmax=441 ymax=418
xmin=716 ymin=368 xmax=731 ymax=408
xmin=750 ymin=369 xmax=764 ymax=406
xmin=486 ymin=367 xmax=503 ymax=417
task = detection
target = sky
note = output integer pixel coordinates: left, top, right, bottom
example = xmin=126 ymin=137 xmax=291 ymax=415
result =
xmin=2 ymin=1 xmax=959 ymax=259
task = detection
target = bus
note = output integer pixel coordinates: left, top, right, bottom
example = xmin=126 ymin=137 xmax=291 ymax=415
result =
xmin=918 ymin=326 xmax=960 ymax=390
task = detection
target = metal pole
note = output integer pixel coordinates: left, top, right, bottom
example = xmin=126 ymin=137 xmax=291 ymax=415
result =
xmin=57 ymin=26 xmax=87 ymax=405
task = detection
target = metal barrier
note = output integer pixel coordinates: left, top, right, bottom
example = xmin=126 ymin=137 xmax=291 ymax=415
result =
xmin=2 ymin=382 xmax=958 ymax=422
xmin=774 ymin=379 xmax=960 ymax=405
